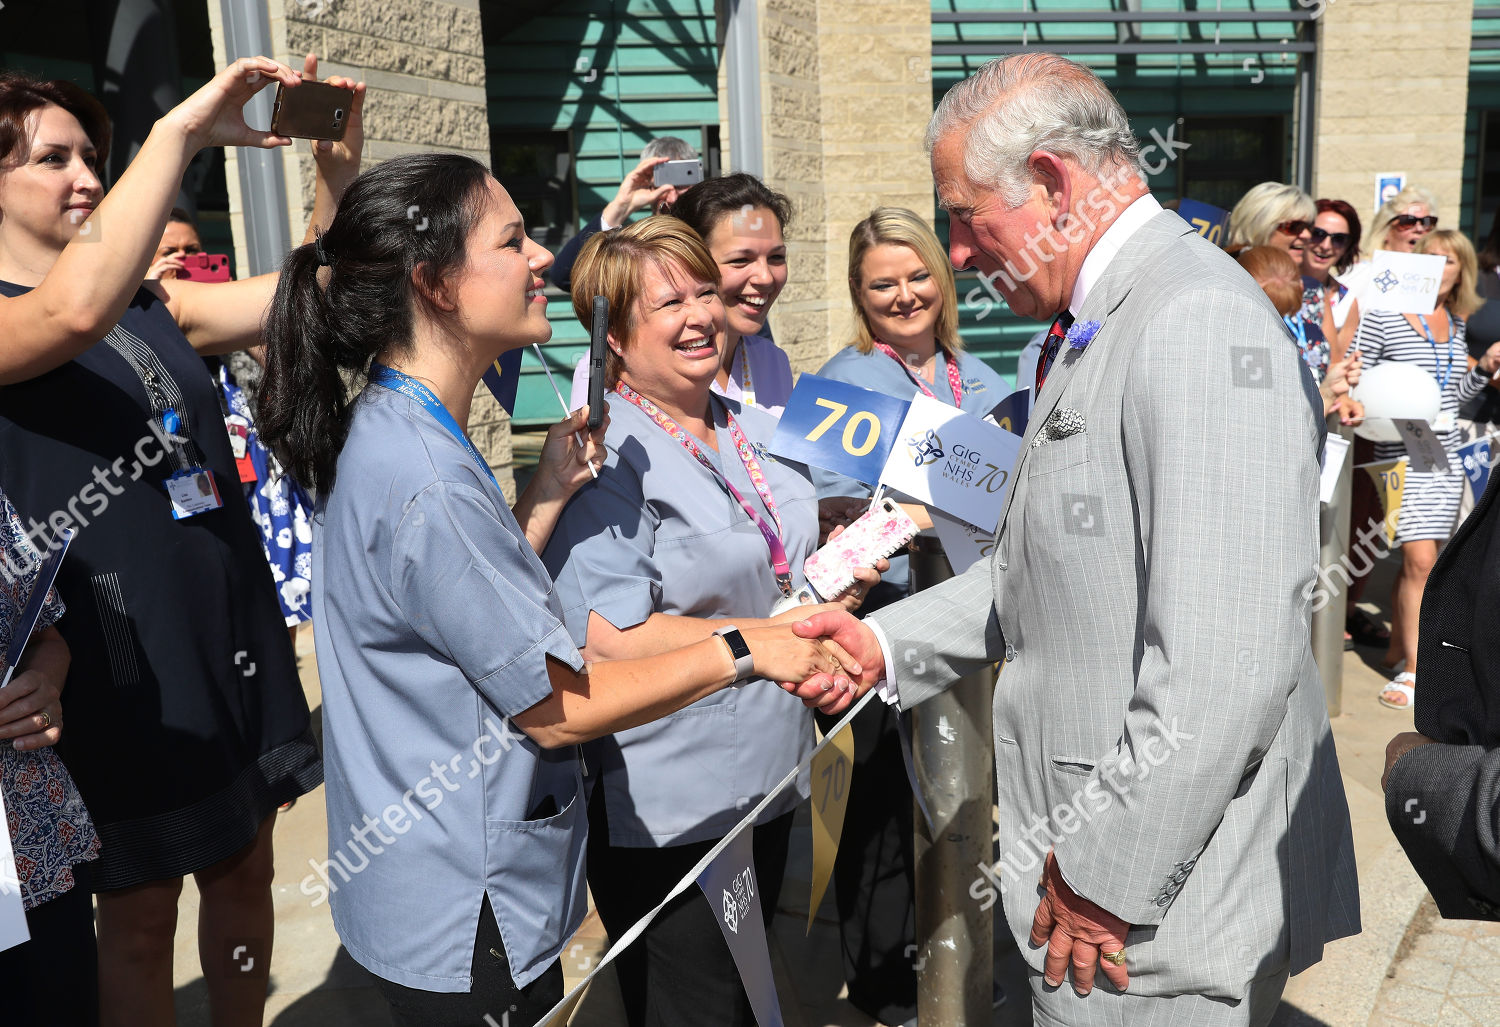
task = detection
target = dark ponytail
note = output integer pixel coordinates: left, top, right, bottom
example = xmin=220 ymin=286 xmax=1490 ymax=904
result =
xmin=259 ymin=153 xmax=492 ymax=494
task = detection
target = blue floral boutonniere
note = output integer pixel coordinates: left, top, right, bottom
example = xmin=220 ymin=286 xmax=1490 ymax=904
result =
xmin=1066 ymin=319 xmax=1102 ymax=351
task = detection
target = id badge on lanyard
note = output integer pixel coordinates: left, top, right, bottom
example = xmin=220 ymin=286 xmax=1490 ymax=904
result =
xmin=160 ymin=408 xmax=223 ymax=519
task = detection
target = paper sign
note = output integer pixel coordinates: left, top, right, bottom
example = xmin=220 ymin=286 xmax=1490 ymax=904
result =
xmin=0 ymin=784 xmax=26 ymax=952
xmin=1175 ymin=198 xmax=1230 ymax=247
xmin=1459 ymin=435 xmax=1495 ymax=501
xmin=1362 ymin=251 xmax=1446 ymax=315
xmin=2 ymin=528 xmax=73 ymax=689
xmin=696 ymin=828 xmax=783 ymax=1027
xmin=1395 ymin=418 xmax=1449 ymax=473
xmin=929 ymin=509 xmax=995 ymax=575
xmin=481 ymin=348 xmax=524 ymax=415
xmin=1362 ymin=458 xmax=1407 ymax=543
xmin=1375 ymin=172 xmax=1406 ymax=213
xmin=1319 ymin=434 xmax=1351 ymax=505
xmin=807 ymin=723 xmax=854 ymax=932
xmin=983 ymin=387 xmax=1031 ymax=438
xmin=879 ymin=394 xmax=1024 ymax=533
xmin=538 ymin=984 xmax=588 ymax=1027
xmin=769 ymin=375 xmax=911 ymax=486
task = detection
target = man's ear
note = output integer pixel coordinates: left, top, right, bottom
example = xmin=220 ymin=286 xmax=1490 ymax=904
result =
xmin=1028 ymin=150 xmax=1074 ymax=226
xmin=411 ymin=262 xmax=459 ymax=313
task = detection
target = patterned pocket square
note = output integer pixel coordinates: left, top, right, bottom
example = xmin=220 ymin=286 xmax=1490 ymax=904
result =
xmin=1032 ymin=407 xmax=1086 ymax=447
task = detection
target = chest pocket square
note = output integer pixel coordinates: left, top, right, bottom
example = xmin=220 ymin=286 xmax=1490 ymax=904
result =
xmin=1032 ymin=407 xmax=1086 ymax=447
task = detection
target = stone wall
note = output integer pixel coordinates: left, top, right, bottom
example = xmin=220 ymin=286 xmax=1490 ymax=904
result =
xmin=206 ymin=0 xmax=515 ymax=500
xmin=1312 ymin=0 xmax=1472 ymax=230
xmin=753 ymin=0 xmax=936 ymax=376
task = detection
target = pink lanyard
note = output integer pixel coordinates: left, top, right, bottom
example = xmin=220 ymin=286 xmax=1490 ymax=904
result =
xmin=614 ymin=382 xmax=793 ymax=597
xmin=874 ymin=341 xmax=965 ymax=407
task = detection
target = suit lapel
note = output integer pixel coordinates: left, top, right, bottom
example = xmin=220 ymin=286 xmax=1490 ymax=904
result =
xmin=994 ymin=211 xmax=1193 ymax=535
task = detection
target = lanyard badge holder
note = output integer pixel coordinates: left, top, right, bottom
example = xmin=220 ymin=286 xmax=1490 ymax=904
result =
xmin=160 ymin=408 xmax=225 ymax=519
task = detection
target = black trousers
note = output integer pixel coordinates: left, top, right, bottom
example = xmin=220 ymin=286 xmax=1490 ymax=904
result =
xmin=816 ymin=691 xmax=919 ymax=1025
xmin=586 ymin=784 xmax=796 ymax=1027
xmin=0 ymin=880 xmax=99 ymax=1026
xmin=375 ymin=893 xmax=564 ymax=1027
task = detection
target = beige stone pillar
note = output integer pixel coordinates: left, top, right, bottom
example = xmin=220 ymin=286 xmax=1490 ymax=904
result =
xmin=1312 ymin=0 xmax=1472 ymax=227
xmin=750 ymin=0 xmax=936 ymax=375
xmin=206 ymin=0 xmax=514 ymax=499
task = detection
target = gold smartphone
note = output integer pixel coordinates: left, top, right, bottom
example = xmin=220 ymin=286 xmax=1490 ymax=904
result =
xmin=270 ymin=81 xmax=353 ymax=142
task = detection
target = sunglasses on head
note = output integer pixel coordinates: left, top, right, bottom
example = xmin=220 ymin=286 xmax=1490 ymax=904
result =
xmin=1393 ymin=214 xmax=1438 ymax=230
xmin=1275 ymin=220 xmax=1311 ymax=236
xmin=1306 ymin=227 xmax=1350 ymax=249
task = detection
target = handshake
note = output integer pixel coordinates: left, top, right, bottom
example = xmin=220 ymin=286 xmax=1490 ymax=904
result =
xmin=737 ymin=610 xmax=888 ymax=714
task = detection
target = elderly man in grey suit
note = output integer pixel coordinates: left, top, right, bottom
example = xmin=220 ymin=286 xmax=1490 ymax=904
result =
xmin=788 ymin=53 xmax=1360 ymax=1024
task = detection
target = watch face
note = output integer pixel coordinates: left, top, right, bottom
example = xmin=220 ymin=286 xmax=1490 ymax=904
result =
xmin=723 ymin=629 xmax=751 ymax=660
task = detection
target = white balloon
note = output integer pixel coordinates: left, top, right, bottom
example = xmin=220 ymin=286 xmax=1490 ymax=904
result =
xmin=1352 ymin=362 xmax=1441 ymax=443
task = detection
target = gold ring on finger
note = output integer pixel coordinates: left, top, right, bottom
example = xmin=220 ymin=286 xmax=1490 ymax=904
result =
xmin=1100 ymin=949 xmax=1126 ymax=967
xmin=38 ymin=709 xmax=52 ymax=730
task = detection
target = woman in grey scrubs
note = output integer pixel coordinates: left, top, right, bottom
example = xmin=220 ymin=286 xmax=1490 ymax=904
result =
xmin=542 ymin=217 xmax=881 ymax=1027
xmin=255 ymin=153 xmax=855 ymax=1027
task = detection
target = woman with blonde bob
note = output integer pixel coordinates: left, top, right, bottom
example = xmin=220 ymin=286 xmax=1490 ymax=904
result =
xmin=541 ymin=216 xmax=880 ymax=1027
xmin=1226 ymin=181 xmax=1316 ymax=256
xmin=804 ymin=207 xmax=1006 ymax=1026
xmin=1365 ymin=184 xmax=1440 ymax=257
xmin=1357 ymin=227 xmax=1500 ymax=712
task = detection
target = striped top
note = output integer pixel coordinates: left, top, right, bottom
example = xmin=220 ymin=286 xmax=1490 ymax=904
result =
xmin=1361 ymin=309 xmax=1489 ymax=460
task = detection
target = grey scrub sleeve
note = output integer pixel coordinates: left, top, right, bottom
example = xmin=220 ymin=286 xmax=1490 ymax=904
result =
xmin=313 ymin=388 xmax=587 ymax=994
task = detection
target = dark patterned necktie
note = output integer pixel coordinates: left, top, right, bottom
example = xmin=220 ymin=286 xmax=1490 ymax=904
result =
xmin=1034 ymin=311 xmax=1075 ymax=396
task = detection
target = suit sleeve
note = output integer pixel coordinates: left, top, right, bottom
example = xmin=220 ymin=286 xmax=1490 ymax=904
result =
xmin=548 ymin=215 xmax=606 ymax=293
xmin=867 ymin=553 xmax=1005 ymax=709
xmin=1057 ymin=286 xmax=1325 ymax=926
xmin=1387 ymin=741 xmax=1500 ymax=919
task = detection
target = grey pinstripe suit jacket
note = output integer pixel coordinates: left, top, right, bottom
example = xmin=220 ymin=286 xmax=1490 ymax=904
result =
xmin=869 ymin=211 xmax=1361 ymax=1000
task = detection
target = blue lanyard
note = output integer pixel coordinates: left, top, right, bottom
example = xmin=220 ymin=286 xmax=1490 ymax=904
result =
xmin=1283 ymin=314 xmax=1307 ymax=350
xmin=367 ymin=363 xmax=498 ymax=490
xmin=1414 ymin=315 xmax=1456 ymax=392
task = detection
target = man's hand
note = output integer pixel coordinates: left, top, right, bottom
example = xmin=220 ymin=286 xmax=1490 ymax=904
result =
xmin=1383 ymin=731 xmax=1436 ymax=792
xmin=778 ymin=610 xmax=885 ymax=710
xmin=1479 ymin=340 xmax=1500 ymax=377
xmin=602 ymin=156 xmax=674 ymax=227
xmin=1030 ymin=850 xmax=1131 ymax=995
xmin=817 ymin=496 xmax=866 ymax=544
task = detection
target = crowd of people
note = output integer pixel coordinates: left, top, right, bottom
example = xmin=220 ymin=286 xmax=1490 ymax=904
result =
xmin=0 ymin=42 xmax=1498 ymax=1027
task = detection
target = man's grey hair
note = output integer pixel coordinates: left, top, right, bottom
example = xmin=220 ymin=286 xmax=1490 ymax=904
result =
xmin=641 ymin=136 xmax=698 ymax=161
xmin=925 ymin=53 xmax=1145 ymax=208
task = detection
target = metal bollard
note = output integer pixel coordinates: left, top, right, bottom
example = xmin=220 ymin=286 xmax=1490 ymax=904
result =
xmin=1311 ymin=418 xmax=1354 ymax=717
xmin=908 ymin=533 xmax=995 ymax=1025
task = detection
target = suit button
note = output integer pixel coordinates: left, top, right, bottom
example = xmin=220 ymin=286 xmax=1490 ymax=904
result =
xmin=1156 ymin=896 xmax=1170 ymax=907
xmin=1004 ymin=642 xmax=1016 ymax=663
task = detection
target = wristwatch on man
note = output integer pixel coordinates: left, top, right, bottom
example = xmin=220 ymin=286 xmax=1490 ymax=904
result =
xmin=713 ymin=626 xmax=755 ymax=683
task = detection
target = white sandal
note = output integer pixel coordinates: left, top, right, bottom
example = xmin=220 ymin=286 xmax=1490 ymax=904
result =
xmin=1379 ymin=672 xmax=1415 ymax=710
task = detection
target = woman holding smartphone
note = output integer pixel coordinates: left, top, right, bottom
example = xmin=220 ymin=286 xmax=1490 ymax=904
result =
xmin=0 ymin=55 xmax=358 ymax=1025
xmin=256 ymin=153 xmax=853 ymax=1026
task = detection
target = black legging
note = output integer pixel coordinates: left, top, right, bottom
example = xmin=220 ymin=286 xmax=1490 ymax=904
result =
xmin=374 ymin=893 xmax=564 ymax=1027
xmin=0 ymin=880 xmax=99 ymax=1026
xmin=586 ymin=783 xmax=796 ymax=1027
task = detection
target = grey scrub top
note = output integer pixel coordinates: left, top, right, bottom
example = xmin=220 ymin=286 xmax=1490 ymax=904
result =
xmin=811 ymin=345 xmax=1008 ymax=593
xmin=312 ymin=386 xmax=587 ymax=993
xmin=542 ymin=394 xmax=817 ymax=847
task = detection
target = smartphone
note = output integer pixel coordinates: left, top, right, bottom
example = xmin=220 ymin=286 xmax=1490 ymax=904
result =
xmin=270 ymin=80 xmax=354 ymax=142
xmin=587 ymin=295 xmax=608 ymax=431
xmin=802 ymin=497 xmax=920 ymax=601
xmin=652 ymin=159 xmax=703 ymax=190
xmin=177 ymin=253 xmax=232 ymax=283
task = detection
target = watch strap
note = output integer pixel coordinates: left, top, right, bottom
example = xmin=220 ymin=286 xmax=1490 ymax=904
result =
xmin=713 ymin=626 xmax=755 ymax=683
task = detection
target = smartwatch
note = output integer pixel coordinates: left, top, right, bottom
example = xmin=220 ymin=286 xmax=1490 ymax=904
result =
xmin=713 ymin=626 xmax=755 ymax=683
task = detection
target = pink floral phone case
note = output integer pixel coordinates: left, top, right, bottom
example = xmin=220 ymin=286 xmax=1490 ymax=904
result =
xmin=803 ymin=498 xmax=920 ymax=600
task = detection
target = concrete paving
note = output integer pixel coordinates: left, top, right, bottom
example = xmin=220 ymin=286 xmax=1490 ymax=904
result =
xmin=168 ymin=554 xmax=1471 ymax=1026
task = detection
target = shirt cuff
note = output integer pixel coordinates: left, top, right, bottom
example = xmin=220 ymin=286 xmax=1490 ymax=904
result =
xmin=598 ymin=214 xmax=619 ymax=231
xmin=865 ymin=620 xmax=901 ymax=708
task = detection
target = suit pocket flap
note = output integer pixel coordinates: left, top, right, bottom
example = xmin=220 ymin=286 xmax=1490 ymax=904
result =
xmin=1027 ymin=432 xmax=1089 ymax=478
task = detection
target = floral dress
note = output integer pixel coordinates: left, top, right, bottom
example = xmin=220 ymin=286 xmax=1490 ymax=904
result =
xmin=0 ymin=485 xmax=99 ymax=910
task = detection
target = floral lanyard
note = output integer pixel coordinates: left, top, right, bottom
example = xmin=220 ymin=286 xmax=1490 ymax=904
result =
xmin=613 ymin=381 xmax=793 ymax=597
xmin=874 ymin=341 xmax=964 ymax=406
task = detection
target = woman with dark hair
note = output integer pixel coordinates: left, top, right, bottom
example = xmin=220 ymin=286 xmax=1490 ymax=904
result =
xmin=570 ymin=171 xmax=797 ymax=415
xmin=0 ymin=56 xmax=357 ymax=1024
xmin=1298 ymin=198 xmax=1363 ymax=364
xmin=256 ymin=153 xmax=851 ymax=1026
